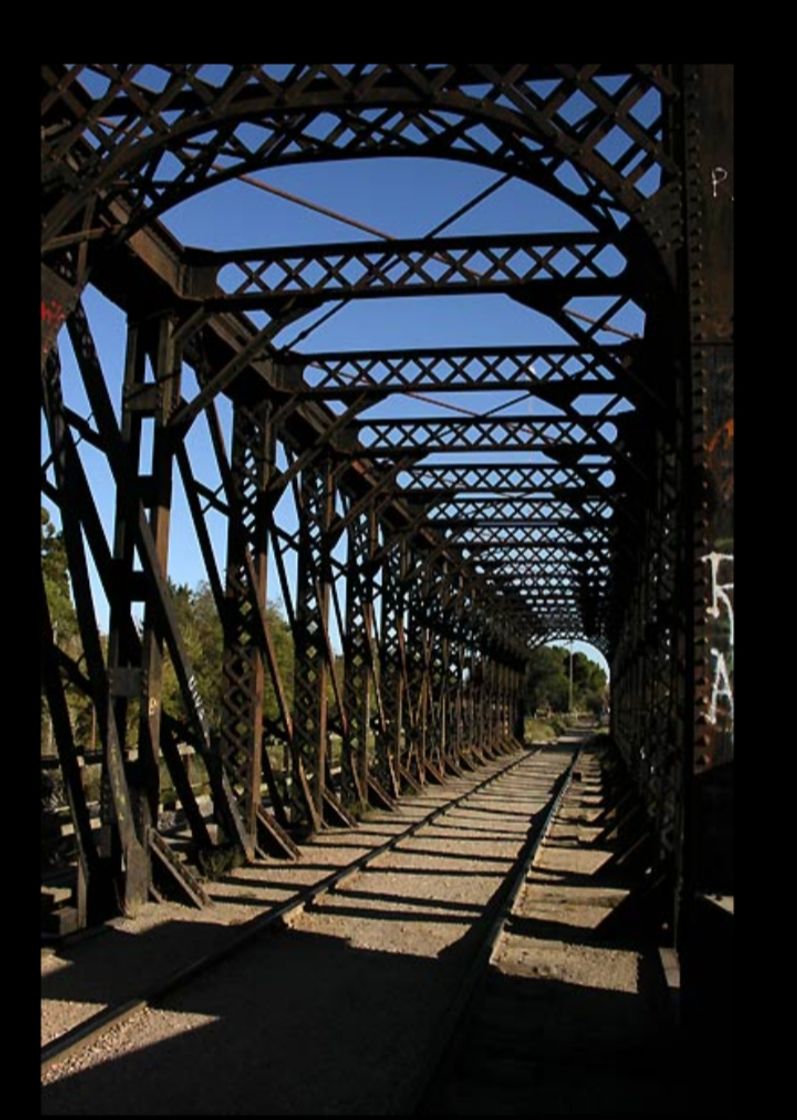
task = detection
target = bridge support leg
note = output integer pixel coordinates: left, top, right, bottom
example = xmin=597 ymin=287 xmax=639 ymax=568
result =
xmin=376 ymin=540 xmax=404 ymax=799
xmin=291 ymin=458 xmax=337 ymax=833
xmin=341 ymin=503 xmax=376 ymax=812
xmin=135 ymin=314 xmax=181 ymax=861
xmin=677 ymin=63 xmax=734 ymax=1046
xmin=219 ymin=399 xmax=279 ymax=855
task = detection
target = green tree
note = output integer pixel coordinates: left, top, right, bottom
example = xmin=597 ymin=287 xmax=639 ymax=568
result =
xmin=42 ymin=507 xmax=95 ymax=755
xmin=525 ymin=645 xmax=608 ymax=715
xmin=160 ymin=581 xmax=295 ymax=732
xmin=262 ymin=600 xmax=295 ymax=724
xmin=41 ymin=507 xmax=77 ymax=646
xmin=525 ymin=645 xmax=570 ymax=713
xmin=161 ymin=580 xmax=224 ymax=729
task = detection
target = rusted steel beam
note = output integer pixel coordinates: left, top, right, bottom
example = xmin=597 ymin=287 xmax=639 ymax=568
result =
xmin=219 ymin=400 xmax=273 ymax=852
xmin=674 ymin=64 xmax=734 ymax=1037
xmin=136 ymin=315 xmax=182 ymax=848
xmin=179 ymin=232 xmax=632 ymax=313
xmin=282 ymin=343 xmax=632 ymax=398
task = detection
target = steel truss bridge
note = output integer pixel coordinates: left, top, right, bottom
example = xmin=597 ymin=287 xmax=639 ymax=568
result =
xmin=41 ymin=64 xmax=732 ymax=1021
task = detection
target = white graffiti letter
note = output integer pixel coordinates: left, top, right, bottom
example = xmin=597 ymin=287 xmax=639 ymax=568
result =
xmin=702 ymin=552 xmax=734 ymax=647
xmin=711 ymin=166 xmax=729 ymax=198
xmin=707 ymin=648 xmax=734 ymax=725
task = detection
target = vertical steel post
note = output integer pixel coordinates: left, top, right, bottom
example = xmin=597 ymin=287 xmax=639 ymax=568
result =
xmin=104 ymin=318 xmax=148 ymax=865
xmin=376 ymin=538 xmax=403 ymax=798
xmin=342 ymin=502 xmax=375 ymax=809
xmin=403 ymin=545 xmax=427 ymax=785
xmin=220 ymin=399 xmax=275 ymax=851
xmin=677 ymin=62 xmax=734 ymax=1033
xmin=293 ymin=457 xmax=334 ymax=830
xmin=137 ymin=314 xmax=181 ymax=844
xmin=451 ymin=574 xmax=467 ymax=766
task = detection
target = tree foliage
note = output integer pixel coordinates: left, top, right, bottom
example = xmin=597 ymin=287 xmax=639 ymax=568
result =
xmin=42 ymin=507 xmax=95 ymax=755
xmin=41 ymin=507 xmax=77 ymax=645
xmin=525 ymin=645 xmax=608 ymax=715
xmin=42 ymin=520 xmax=298 ymax=752
xmin=161 ymin=581 xmax=294 ymax=731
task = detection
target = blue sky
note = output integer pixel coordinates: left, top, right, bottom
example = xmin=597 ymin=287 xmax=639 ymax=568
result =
xmin=44 ymin=152 xmax=632 ymax=676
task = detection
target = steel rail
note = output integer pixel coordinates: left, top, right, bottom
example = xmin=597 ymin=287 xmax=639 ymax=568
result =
xmin=405 ymin=741 xmax=583 ymax=1115
xmin=42 ymin=741 xmax=543 ymax=1073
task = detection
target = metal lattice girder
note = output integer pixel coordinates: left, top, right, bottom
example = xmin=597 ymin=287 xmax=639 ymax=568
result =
xmin=500 ymin=569 xmax=610 ymax=590
xmin=454 ymin=564 xmax=607 ymax=597
xmin=41 ymin=64 xmax=680 ymax=261
xmin=291 ymin=458 xmax=347 ymax=831
xmin=398 ymin=462 xmax=621 ymax=499
xmin=181 ymin=232 xmax=633 ymax=312
xmin=423 ymin=498 xmax=613 ymax=525
xmin=441 ymin=573 xmax=467 ymax=766
xmin=404 ymin=548 xmax=430 ymax=782
xmin=397 ymin=545 xmax=540 ymax=658
xmin=429 ymin=621 xmax=449 ymax=771
xmin=417 ymin=495 xmax=613 ymax=515
xmin=342 ymin=416 xmax=623 ymax=457
xmin=135 ymin=314 xmax=182 ymax=843
xmin=409 ymin=491 xmax=622 ymax=517
xmin=411 ymin=551 xmax=436 ymax=779
xmin=375 ymin=541 xmax=405 ymax=798
xmin=406 ymin=487 xmax=621 ymax=511
xmin=341 ymin=502 xmax=377 ymax=808
xmin=450 ymin=577 xmax=469 ymax=762
xmin=219 ymin=399 xmax=273 ymax=847
xmin=462 ymin=522 xmax=612 ymax=546
xmin=285 ymin=344 xmax=633 ymax=399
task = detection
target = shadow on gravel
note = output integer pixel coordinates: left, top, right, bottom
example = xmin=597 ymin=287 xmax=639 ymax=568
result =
xmin=42 ymin=926 xmax=476 ymax=1115
xmin=420 ymin=970 xmax=694 ymax=1117
xmin=42 ymin=921 xmax=235 ymax=1008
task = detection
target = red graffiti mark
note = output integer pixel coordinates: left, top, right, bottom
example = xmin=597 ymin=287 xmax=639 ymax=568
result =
xmin=707 ymin=418 xmax=733 ymax=455
xmin=41 ymin=298 xmax=65 ymax=326
xmin=707 ymin=417 xmax=734 ymax=506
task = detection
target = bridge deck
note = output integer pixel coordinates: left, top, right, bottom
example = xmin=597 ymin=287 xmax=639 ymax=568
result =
xmin=42 ymin=743 xmax=573 ymax=1112
xmin=40 ymin=733 xmax=705 ymax=1116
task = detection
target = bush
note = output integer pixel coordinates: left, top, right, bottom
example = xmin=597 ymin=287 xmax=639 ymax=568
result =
xmin=524 ymin=717 xmax=557 ymax=742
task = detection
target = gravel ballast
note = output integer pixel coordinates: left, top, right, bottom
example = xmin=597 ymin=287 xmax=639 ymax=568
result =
xmin=42 ymin=744 xmax=575 ymax=1115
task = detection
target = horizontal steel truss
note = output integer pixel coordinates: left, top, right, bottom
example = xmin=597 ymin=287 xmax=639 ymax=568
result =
xmin=411 ymin=497 xmax=613 ymax=520
xmin=182 ymin=232 xmax=634 ymax=311
xmin=398 ymin=462 xmax=618 ymax=495
xmin=340 ymin=415 xmax=627 ymax=456
xmin=283 ymin=344 xmax=634 ymax=399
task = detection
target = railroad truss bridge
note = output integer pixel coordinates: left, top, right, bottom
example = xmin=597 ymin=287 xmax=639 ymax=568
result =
xmin=41 ymin=63 xmax=732 ymax=1038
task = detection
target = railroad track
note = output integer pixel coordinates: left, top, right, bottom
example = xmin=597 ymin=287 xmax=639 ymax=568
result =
xmin=42 ymin=737 xmax=584 ymax=1113
xmin=406 ymin=742 xmax=580 ymax=1114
